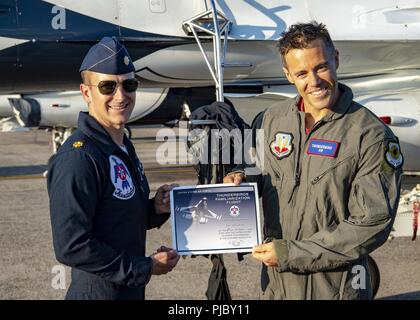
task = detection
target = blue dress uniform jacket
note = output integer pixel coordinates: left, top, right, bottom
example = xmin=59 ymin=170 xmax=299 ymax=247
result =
xmin=47 ymin=112 xmax=169 ymax=300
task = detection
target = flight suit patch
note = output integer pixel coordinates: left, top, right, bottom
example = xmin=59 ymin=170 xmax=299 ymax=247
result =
xmin=109 ymin=155 xmax=135 ymax=200
xmin=307 ymin=139 xmax=340 ymax=158
xmin=270 ymin=132 xmax=293 ymax=159
xmin=385 ymin=142 xmax=403 ymax=169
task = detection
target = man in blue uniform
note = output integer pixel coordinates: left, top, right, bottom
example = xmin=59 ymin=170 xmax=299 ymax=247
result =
xmin=47 ymin=37 xmax=180 ymax=300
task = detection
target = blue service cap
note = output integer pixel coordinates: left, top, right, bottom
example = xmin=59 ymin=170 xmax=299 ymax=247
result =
xmin=79 ymin=36 xmax=135 ymax=74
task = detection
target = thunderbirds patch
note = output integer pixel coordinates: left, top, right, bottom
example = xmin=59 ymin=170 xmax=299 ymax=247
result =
xmin=109 ymin=155 xmax=135 ymax=200
xmin=385 ymin=142 xmax=403 ymax=169
xmin=229 ymin=205 xmax=240 ymax=217
xmin=270 ymin=132 xmax=293 ymax=159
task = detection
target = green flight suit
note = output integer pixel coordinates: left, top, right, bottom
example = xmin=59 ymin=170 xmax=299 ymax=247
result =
xmin=244 ymin=83 xmax=402 ymax=299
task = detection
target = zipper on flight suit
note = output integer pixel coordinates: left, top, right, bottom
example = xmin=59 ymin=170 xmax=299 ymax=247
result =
xmin=288 ymin=112 xmax=303 ymax=204
xmin=288 ymin=112 xmax=326 ymax=204
xmin=118 ymin=150 xmax=145 ymax=193
xmin=290 ymin=115 xmax=330 ymax=240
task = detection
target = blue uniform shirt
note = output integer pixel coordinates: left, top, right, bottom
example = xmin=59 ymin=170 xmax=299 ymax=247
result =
xmin=47 ymin=112 xmax=169 ymax=300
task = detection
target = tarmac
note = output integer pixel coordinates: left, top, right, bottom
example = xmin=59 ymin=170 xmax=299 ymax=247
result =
xmin=0 ymin=124 xmax=419 ymax=300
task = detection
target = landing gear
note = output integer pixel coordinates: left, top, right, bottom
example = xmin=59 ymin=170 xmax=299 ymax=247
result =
xmin=52 ymin=127 xmax=75 ymax=153
xmin=182 ymin=0 xmax=231 ymax=103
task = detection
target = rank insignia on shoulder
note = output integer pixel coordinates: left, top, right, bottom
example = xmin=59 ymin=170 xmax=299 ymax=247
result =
xmin=385 ymin=141 xmax=403 ymax=169
xmin=270 ymin=132 xmax=293 ymax=159
xmin=124 ymin=56 xmax=130 ymax=66
xmin=73 ymin=141 xmax=84 ymax=148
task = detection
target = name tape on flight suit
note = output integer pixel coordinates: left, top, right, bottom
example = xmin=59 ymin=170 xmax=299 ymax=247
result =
xmin=307 ymin=139 xmax=340 ymax=158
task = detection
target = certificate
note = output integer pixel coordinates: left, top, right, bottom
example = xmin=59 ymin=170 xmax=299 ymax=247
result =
xmin=170 ymin=183 xmax=262 ymax=255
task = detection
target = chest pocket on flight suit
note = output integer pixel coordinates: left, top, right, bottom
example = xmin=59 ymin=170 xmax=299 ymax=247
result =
xmin=309 ymin=153 xmax=356 ymax=230
xmin=264 ymin=162 xmax=295 ymax=239
xmin=310 ymin=153 xmax=355 ymax=185
xmin=262 ymin=172 xmax=283 ymax=239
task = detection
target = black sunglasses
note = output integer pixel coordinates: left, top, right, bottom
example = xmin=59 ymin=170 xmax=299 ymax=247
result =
xmin=86 ymin=79 xmax=138 ymax=95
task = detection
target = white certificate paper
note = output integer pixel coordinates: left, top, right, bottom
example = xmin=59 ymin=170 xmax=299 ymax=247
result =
xmin=170 ymin=183 xmax=262 ymax=255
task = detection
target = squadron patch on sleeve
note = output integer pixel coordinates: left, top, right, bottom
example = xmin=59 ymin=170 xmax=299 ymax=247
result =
xmin=270 ymin=132 xmax=293 ymax=159
xmin=385 ymin=141 xmax=403 ymax=169
xmin=109 ymin=155 xmax=135 ymax=200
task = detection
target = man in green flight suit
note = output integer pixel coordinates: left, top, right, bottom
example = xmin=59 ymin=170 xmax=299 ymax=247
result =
xmin=224 ymin=21 xmax=403 ymax=300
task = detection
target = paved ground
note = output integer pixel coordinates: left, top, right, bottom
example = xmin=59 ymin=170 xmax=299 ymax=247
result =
xmin=0 ymin=126 xmax=419 ymax=300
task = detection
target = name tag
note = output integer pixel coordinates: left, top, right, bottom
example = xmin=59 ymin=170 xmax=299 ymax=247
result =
xmin=307 ymin=139 xmax=340 ymax=158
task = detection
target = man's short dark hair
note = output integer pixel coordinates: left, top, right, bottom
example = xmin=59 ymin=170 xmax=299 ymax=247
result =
xmin=278 ymin=21 xmax=335 ymax=64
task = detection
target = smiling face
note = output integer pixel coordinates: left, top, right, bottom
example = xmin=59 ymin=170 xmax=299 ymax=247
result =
xmin=80 ymin=71 xmax=136 ymax=131
xmin=282 ymin=39 xmax=340 ymax=115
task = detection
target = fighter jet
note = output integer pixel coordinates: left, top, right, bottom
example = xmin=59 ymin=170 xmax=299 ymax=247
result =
xmin=0 ymin=0 xmax=419 ymax=171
